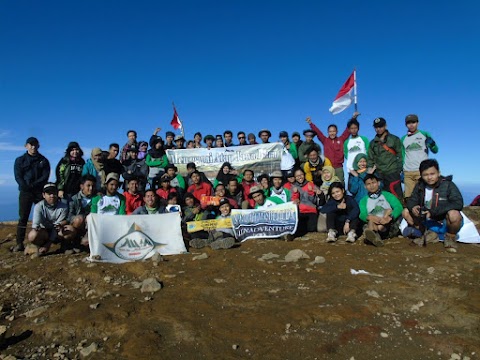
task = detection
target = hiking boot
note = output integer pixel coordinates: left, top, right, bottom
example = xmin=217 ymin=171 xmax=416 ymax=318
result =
xmin=402 ymin=226 xmax=422 ymax=239
xmin=364 ymin=229 xmax=384 ymax=247
xmin=11 ymin=243 xmax=25 ymax=252
xmin=210 ymin=237 xmax=235 ymax=250
xmin=444 ymin=233 xmax=458 ymax=253
xmin=346 ymin=230 xmax=357 ymax=243
xmin=326 ymin=229 xmax=337 ymax=243
xmin=189 ymin=238 xmax=208 ymax=249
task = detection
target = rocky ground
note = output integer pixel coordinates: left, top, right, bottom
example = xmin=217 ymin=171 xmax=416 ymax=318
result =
xmin=1 ymin=208 xmax=480 ymax=360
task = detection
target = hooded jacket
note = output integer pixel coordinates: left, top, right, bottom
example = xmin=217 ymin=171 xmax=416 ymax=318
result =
xmin=406 ymin=175 xmax=463 ymax=222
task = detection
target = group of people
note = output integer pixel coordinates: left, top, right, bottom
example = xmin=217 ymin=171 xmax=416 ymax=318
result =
xmin=13 ymin=111 xmax=466 ymax=256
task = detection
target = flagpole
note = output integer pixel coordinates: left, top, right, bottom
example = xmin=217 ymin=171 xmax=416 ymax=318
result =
xmin=353 ymin=68 xmax=358 ymax=112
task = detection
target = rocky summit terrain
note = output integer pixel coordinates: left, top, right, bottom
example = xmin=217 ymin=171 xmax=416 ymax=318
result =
xmin=1 ymin=208 xmax=480 ymax=360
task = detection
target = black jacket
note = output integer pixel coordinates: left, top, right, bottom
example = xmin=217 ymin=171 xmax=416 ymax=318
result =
xmin=407 ymin=175 xmax=463 ymax=221
xmin=14 ymin=152 xmax=50 ymax=192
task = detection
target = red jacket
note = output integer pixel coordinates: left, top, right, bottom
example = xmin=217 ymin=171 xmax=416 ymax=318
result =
xmin=310 ymin=123 xmax=350 ymax=168
xmin=187 ymin=182 xmax=213 ymax=205
xmin=156 ymin=187 xmax=177 ymax=201
xmin=241 ymin=180 xmax=259 ymax=208
xmin=124 ymin=192 xmax=144 ymax=215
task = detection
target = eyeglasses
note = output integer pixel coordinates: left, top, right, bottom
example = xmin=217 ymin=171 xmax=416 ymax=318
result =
xmin=238 ymin=136 xmax=245 ymax=139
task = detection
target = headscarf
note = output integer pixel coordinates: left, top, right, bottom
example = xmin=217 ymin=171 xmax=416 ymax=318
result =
xmin=91 ymin=147 xmax=106 ymax=185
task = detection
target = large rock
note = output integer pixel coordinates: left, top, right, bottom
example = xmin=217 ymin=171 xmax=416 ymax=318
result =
xmin=284 ymin=249 xmax=310 ymax=262
xmin=0 ymin=325 xmax=7 ymax=346
xmin=140 ymin=278 xmax=163 ymax=293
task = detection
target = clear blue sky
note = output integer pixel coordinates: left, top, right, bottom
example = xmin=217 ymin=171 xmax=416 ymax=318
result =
xmin=0 ymin=0 xmax=479 ymax=215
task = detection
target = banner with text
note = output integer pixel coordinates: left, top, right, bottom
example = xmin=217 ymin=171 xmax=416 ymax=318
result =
xmin=87 ymin=213 xmax=187 ymax=263
xmin=167 ymin=143 xmax=283 ymax=180
xmin=231 ymin=202 xmax=298 ymax=241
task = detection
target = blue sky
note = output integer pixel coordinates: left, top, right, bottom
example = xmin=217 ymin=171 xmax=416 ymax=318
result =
xmin=0 ymin=0 xmax=479 ymax=219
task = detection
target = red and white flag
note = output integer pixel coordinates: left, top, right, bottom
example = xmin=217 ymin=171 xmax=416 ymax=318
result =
xmin=329 ymin=70 xmax=356 ymax=115
xmin=170 ymin=105 xmax=183 ymax=130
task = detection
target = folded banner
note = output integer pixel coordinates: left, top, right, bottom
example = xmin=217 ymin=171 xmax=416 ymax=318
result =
xmin=166 ymin=143 xmax=282 ymax=180
xmin=231 ymin=202 xmax=298 ymax=241
xmin=87 ymin=213 xmax=187 ymax=263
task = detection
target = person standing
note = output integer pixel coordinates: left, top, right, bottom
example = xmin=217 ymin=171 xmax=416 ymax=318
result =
xmin=367 ymin=117 xmax=403 ymax=200
xmin=306 ymin=115 xmax=352 ymax=182
xmin=55 ymin=141 xmax=85 ymax=200
xmin=13 ymin=137 xmax=51 ymax=252
xmin=401 ymin=114 xmax=439 ymax=199
xmin=344 ymin=114 xmax=370 ymax=172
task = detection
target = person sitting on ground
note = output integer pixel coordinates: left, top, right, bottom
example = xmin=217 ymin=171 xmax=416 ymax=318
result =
xmin=302 ymin=147 xmax=332 ymax=182
xmin=227 ymin=178 xmax=244 ymax=206
xmin=55 ymin=141 xmax=85 ymax=200
xmin=145 ymin=137 xmax=169 ymax=189
xmin=359 ymin=174 xmax=403 ymax=247
xmin=348 ymin=153 xmax=371 ymax=204
xmin=269 ymin=171 xmax=291 ymax=203
xmin=122 ymin=146 xmax=148 ymax=192
xmin=187 ymin=170 xmax=213 ymax=205
xmin=240 ymin=169 xmax=259 ymax=209
xmin=320 ymin=182 xmax=360 ymax=243
xmin=297 ymin=129 xmax=321 ymax=165
xmin=291 ymin=168 xmax=324 ymax=236
xmin=213 ymin=162 xmax=239 ymax=188
xmin=65 ymin=175 xmax=96 ymax=249
xmin=203 ymin=134 xmax=215 ymax=149
xmin=124 ymin=178 xmax=144 ymax=215
xmin=156 ymin=174 xmax=177 ymax=205
xmin=189 ymin=198 xmax=237 ymax=250
xmin=165 ymin=164 xmax=186 ymax=192
xmin=27 ymin=183 xmax=69 ymax=255
xmin=133 ymin=190 xmax=167 ymax=214
xmin=90 ymin=173 xmax=126 ymax=215
xmin=319 ymin=166 xmax=341 ymax=197
xmin=257 ymin=173 xmax=271 ymax=197
xmin=402 ymin=159 xmax=463 ymax=252
xmin=307 ymin=115 xmax=353 ymax=182
xmin=214 ymin=182 xmax=238 ymax=209
xmin=137 ymin=141 xmax=149 ymax=160
xmin=121 ymin=130 xmax=138 ymax=163
xmin=249 ymin=185 xmax=284 ymax=209
xmin=185 ymin=162 xmax=212 ymax=187
xmin=82 ymin=147 xmax=105 ymax=193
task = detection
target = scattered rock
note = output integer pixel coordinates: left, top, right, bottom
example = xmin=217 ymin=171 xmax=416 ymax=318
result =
xmin=284 ymin=249 xmax=310 ymax=262
xmin=410 ymin=301 xmax=425 ymax=313
xmin=89 ymin=303 xmax=100 ymax=310
xmin=80 ymin=342 xmax=98 ymax=357
xmin=366 ymin=290 xmax=380 ymax=298
xmin=23 ymin=305 xmax=49 ymax=318
xmin=258 ymin=253 xmax=280 ymax=262
xmin=214 ymin=278 xmax=226 ymax=284
xmin=427 ymin=267 xmax=435 ymax=274
xmin=192 ymin=253 xmax=208 ymax=260
xmin=309 ymin=256 xmax=326 ymax=265
xmin=24 ymin=244 xmax=39 ymax=255
xmin=232 ymin=344 xmax=239 ymax=350
xmin=140 ymin=278 xmax=163 ymax=293
xmin=151 ymin=253 xmax=164 ymax=263
xmin=380 ymin=332 xmax=389 ymax=338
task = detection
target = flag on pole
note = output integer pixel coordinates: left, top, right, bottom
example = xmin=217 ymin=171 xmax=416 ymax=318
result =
xmin=170 ymin=104 xmax=183 ymax=130
xmin=329 ymin=70 xmax=356 ymax=115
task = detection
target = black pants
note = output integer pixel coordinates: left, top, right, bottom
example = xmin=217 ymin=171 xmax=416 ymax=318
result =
xmin=326 ymin=213 xmax=360 ymax=235
xmin=296 ymin=212 xmax=318 ymax=237
xmin=16 ymin=190 xmax=43 ymax=245
xmin=381 ymin=172 xmax=403 ymax=201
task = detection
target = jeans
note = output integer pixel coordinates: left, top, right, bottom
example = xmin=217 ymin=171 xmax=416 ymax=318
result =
xmin=16 ymin=190 xmax=43 ymax=245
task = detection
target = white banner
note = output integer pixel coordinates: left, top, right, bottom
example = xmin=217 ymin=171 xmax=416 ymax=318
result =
xmin=87 ymin=213 xmax=187 ymax=263
xmin=166 ymin=143 xmax=283 ymax=180
xmin=231 ymin=202 xmax=298 ymax=241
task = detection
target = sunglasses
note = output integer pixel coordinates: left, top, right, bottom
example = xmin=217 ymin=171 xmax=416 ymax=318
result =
xmin=238 ymin=136 xmax=245 ymax=139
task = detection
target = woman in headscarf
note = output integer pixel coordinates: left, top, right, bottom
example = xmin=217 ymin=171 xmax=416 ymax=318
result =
xmin=56 ymin=141 xmax=85 ymax=200
xmin=82 ymin=147 xmax=106 ymax=192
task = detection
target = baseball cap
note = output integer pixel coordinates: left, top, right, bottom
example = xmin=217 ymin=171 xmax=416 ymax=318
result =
xmin=405 ymin=114 xmax=419 ymax=123
xmin=26 ymin=137 xmax=39 ymax=146
xmin=373 ymin=117 xmax=387 ymax=128
xmin=43 ymin=183 xmax=57 ymax=194
xmin=105 ymin=172 xmax=120 ymax=185
xmin=271 ymin=170 xmax=283 ymax=179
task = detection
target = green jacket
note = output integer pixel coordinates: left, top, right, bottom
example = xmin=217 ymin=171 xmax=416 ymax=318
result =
xmin=367 ymin=131 xmax=402 ymax=175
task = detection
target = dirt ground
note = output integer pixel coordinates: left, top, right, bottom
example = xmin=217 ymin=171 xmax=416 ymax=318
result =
xmin=1 ymin=208 xmax=480 ymax=360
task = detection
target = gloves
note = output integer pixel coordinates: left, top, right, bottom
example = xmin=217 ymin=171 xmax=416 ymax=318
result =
xmin=425 ymin=137 xmax=436 ymax=148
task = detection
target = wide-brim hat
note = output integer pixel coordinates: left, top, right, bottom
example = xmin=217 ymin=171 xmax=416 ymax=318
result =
xmin=248 ymin=185 xmax=264 ymax=199
xmin=270 ymin=170 xmax=283 ymax=179
xmin=258 ymin=129 xmax=271 ymax=137
xmin=105 ymin=172 xmax=121 ymax=185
